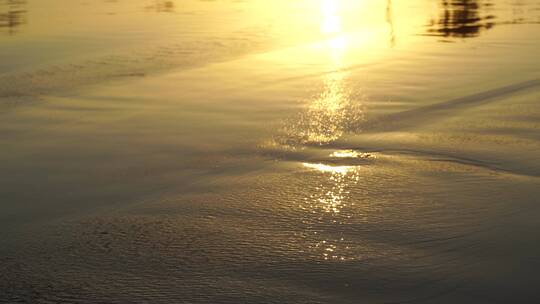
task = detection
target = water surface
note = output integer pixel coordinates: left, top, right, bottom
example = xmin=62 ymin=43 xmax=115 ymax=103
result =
xmin=1 ymin=0 xmax=540 ymax=303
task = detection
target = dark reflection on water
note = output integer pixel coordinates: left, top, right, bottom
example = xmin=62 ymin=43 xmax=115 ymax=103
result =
xmin=427 ymin=0 xmax=496 ymax=40
xmin=145 ymin=0 xmax=175 ymax=13
xmin=386 ymin=0 xmax=396 ymax=47
xmin=0 ymin=0 xmax=26 ymax=35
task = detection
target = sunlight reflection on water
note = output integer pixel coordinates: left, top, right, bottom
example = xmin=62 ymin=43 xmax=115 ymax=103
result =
xmin=279 ymin=1 xmax=367 ymax=147
xmin=290 ymin=2 xmax=368 ymax=261
xmin=302 ymin=159 xmax=361 ymax=261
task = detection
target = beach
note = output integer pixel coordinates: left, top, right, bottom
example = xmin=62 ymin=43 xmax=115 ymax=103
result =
xmin=1 ymin=0 xmax=540 ymax=303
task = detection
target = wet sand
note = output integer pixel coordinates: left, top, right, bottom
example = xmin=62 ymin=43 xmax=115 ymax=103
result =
xmin=1 ymin=0 xmax=540 ymax=303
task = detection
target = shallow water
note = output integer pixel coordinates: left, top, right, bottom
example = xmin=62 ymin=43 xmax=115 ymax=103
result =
xmin=1 ymin=0 xmax=540 ymax=303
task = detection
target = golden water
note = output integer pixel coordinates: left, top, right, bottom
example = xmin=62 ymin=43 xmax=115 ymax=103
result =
xmin=1 ymin=0 xmax=540 ymax=303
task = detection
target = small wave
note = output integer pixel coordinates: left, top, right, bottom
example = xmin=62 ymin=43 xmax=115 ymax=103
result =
xmin=367 ymin=79 xmax=540 ymax=132
xmin=0 ymin=32 xmax=269 ymax=106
